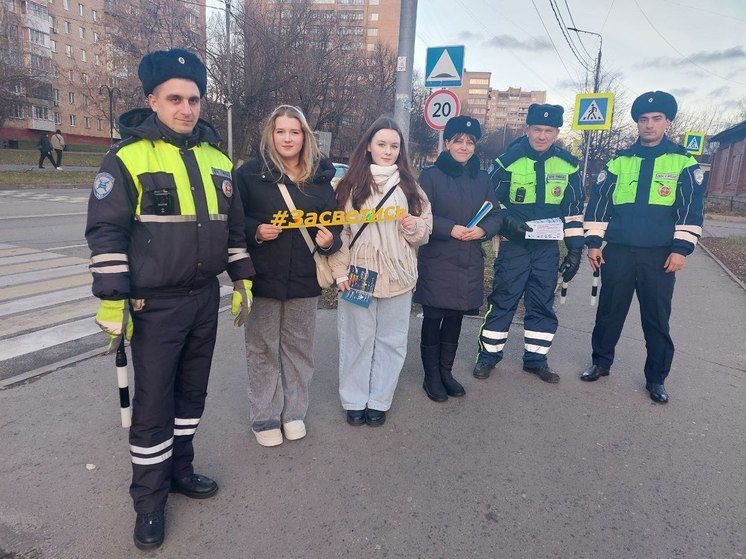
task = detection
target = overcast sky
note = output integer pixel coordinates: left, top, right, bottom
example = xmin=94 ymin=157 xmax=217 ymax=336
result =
xmin=414 ymin=0 xmax=746 ymax=117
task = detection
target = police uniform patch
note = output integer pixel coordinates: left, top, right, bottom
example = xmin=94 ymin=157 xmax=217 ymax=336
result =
xmin=93 ymin=172 xmax=115 ymax=200
xmin=694 ymin=169 xmax=704 ymax=186
xmin=222 ymin=179 xmax=233 ymax=197
xmin=551 ymin=186 xmax=562 ymax=197
xmin=487 ymin=163 xmax=495 ymax=175
xmin=596 ymin=170 xmax=607 ymax=184
xmin=658 ymin=185 xmax=672 ymax=197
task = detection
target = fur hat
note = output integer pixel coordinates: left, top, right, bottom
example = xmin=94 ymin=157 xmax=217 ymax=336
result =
xmin=526 ymin=104 xmax=563 ymax=127
xmin=443 ymin=115 xmax=482 ymax=141
xmin=138 ymin=48 xmax=207 ymax=97
xmin=631 ymin=91 xmax=677 ymax=122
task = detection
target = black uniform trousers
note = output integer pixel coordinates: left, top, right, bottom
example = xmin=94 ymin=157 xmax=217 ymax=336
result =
xmin=591 ymin=243 xmax=675 ymax=384
xmin=478 ymin=240 xmax=559 ymax=368
xmin=128 ymin=279 xmax=220 ymax=513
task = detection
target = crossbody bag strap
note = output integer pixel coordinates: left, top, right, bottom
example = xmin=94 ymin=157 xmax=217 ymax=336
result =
xmin=349 ymin=178 xmax=400 ymax=250
xmin=277 ymin=182 xmax=318 ymax=256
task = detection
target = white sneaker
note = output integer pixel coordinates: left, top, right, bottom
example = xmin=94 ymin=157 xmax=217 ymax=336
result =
xmin=56 ymin=167 xmax=63 ymax=170
xmin=282 ymin=420 xmax=306 ymax=441
xmin=252 ymin=428 xmax=283 ymax=447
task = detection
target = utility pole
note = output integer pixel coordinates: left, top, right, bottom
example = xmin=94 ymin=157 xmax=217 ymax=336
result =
xmin=394 ymin=0 xmax=417 ymax=145
xmin=225 ymin=0 xmax=233 ymax=162
xmin=568 ymin=27 xmax=602 ymax=188
xmin=99 ymin=84 xmax=120 ymax=147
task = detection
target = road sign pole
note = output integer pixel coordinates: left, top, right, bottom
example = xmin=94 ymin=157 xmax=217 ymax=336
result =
xmin=438 ymin=130 xmax=444 ymax=153
xmin=581 ymin=131 xmax=591 ymax=189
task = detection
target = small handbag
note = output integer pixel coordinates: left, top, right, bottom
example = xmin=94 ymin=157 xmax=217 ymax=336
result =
xmin=277 ymin=183 xmax=335 ymax=288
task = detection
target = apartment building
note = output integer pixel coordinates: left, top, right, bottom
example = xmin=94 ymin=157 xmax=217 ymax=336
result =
xmin=448 ymin=70 xmax=491 ymax=128
xmin=309 ymin=0 xmax=400 ymax=53
xmin=1 ymin=0 xmax=205 ymax=146
xmin=487 ymin=86 xmax=546 ymax=133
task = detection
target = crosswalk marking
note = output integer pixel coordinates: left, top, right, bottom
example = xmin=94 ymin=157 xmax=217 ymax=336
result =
xmin=0 ymin=191 xmax=88 ymax=204
xmin=0 ymin=299 xmax=100 ymax=338
xmin=0 ymin=256 xmax=87 ymax=277
xmin=0 ymin=274 xmax=92 ymax=302
xmin=2 ymin=263 xmax=89 ymax=287
xmin=0 ymin=285 xmax=92 ymax=318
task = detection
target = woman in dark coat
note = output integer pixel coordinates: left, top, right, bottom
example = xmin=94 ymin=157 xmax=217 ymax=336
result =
xmin=414 ymin=115 xmax=502 ymax=402
xmin=234 ymin=105 xmax=342 ymax=447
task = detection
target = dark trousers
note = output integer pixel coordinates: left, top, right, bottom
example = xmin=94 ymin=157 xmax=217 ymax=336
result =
xmin=128 ymin=280 xmax=220 ymax=513
xmin=591 ymin=244 xmax=675 ymax=384
xmin=38 ymin=150 xmax=56 ymax=168
xmin=478 ymin=241 xmax=559 ymax=368
xmin=54 ymin=149 xmax=63 ymax=167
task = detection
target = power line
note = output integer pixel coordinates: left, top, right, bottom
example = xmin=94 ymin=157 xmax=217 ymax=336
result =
xmin=562 ymin=0 xmax=594 ymax=60
xmin=529 ymin=0 xmax=577 ymax=83
xmin=600 ymin=0 xmax=615 ymax=32
xmin=633 ymin=0 xmax=746 ymax=87
xmin=548 ymin=0 xmax=593 ymax=72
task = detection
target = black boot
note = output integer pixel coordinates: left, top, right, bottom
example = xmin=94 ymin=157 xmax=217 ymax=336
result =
xmin=440 ymin=342 xmax=465 ymax=397
xmin=421 ymin=343 xmax=447 ymax=402
xmin=133 ymin=508 xmax=165 ymax=550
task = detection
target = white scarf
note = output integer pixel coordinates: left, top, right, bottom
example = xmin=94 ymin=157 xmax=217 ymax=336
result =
xmin=346 ymin=164 xmax=418 ymax=286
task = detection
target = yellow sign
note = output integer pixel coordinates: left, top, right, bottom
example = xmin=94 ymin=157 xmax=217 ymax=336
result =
xmin=573 ymin=93 xmax=615 ymax=131
xmin=683 ymin=131 xmax=705 ymax=155
xmin=270 ymin=205 xmax=406 ymax=229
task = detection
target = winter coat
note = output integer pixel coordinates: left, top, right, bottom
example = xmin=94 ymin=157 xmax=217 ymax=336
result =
xmin=414 ymin=151 xmax=502 ymax=312
xmin=234 ymin=157 xmax=342 ymax=300
xmin=51 ymin=133 xmax=65 ymax=151
xmin=38 ymin=135 xmax=52 ymax=153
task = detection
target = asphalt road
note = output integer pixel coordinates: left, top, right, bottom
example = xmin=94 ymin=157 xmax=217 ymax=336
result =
xmin=1 ymin=238 xmax=744 ymax=558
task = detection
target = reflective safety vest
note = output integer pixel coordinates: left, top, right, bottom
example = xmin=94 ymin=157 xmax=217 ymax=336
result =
xmin=116 ymin=139 xmax=233 ymax=221
xmin=499 ymin=156 xmax=578 ymax=205
xmin=608 ymin=153 xmax=697 ymax=207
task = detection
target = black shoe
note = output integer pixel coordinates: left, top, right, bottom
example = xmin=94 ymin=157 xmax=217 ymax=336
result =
xmin=365 ymin=409 xmax=386 ymax=427
xmin=421 ymin=343 xmax=447 ymax=402
xmin=346 ymin=409 xmax=366 ymax=426
xmin=473 ymin=361 xmax=495 ymax=379
xmin=645 ymin=383 xmax=669 ymax=404
xmin=441 ymin=375 xmax=465 ymax=397
xmin=523 ymin=364 xmax=560 ymax=383
xmin=580 ymin=364 xmax=610 ymax=382
xmin=170 ymin=473 xmax=218 ymax=499
xmin=133 ymin=508 xmax=164 ymax=550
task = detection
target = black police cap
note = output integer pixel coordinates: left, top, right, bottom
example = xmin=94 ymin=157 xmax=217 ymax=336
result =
xmin=526 ymin=104 xmax=563 ymax=128
xmin=444 ymin=115 xmax=482 ymax=141
xmin=138 ymin=48 xmax=207 ymax=98
xmin=631 ymin=91 xmax=677 ymax=122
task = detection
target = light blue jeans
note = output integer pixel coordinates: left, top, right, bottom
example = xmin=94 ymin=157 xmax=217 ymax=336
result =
xmin=337 ymin=291 xmax=413 ymax=411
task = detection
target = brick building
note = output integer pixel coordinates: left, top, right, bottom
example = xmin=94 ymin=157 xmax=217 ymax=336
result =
xmin=486 ymin=87 xmax=546 ymax=133
xmin=447 ymin=70 xmax=491 ymax=128
xmin=309 ymin=0 xmax=400 ymax=53
xmin=708 ymin=120 xmax=746 ymax=205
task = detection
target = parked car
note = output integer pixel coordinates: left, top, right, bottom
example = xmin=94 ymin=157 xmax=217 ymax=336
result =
xmin=331 ymin=162 xmax=349 ymax=189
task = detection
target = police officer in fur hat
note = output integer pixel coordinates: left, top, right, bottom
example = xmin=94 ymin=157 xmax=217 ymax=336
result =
xmin=85 ymin=48 xmax=255 ymax=550
xmin=582 ymin=91 xmax=704 ymax=404
xmin=474 ymin=103 xmax=585 ymax=383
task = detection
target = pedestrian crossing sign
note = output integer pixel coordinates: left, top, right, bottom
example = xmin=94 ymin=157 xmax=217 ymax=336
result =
xmin=573 ymin=93 xmax=615 ymax=130
xmin=684 ymin=131 xmax=705 ymax=155
xmin=425 ymin=46 xmax=465 ymax=87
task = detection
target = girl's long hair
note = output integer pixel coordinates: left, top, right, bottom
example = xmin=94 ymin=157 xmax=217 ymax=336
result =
xmin=259 ymin=105 xmax=320 ymax=185
xmin=336 ymin=116 xmax=423 ymax=216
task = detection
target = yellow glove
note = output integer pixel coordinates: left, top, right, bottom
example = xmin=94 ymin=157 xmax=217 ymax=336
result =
xmin=231 ymin=279 xmax=253 ymax=327
xmin=95 ymin=299 xmax=133 ymax=352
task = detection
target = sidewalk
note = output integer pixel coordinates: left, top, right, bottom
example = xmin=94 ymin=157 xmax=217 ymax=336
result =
xmin=1 ymin=245 xmax=744 ymax=558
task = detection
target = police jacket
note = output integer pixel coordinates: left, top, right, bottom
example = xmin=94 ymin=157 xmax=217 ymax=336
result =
xmin=490 ymin=136 xmax=585 ymax=250
xmin=414 ymin=151 xmax=502 ymax=312
xmin=584 ymin=136 xmax=704 ymax=256
xmin=234 ymin=157 xmax=342 ymax=300
xmin=85 ymin=109 xmax=255 ymax=299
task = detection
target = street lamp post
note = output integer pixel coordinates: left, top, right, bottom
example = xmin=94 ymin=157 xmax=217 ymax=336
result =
xmin=99 ymin=84 xmax=121 ymax=147
xmin=568 ymin=27 xmax=603 ymax=188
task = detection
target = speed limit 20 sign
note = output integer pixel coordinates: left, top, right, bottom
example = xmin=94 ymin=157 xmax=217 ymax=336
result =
xmin=424 ymin=89 xmax=460 ymax=131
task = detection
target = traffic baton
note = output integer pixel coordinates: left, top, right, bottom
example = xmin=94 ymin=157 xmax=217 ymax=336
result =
xmin=115 ymin=337 xmax=132 ymax=428
xmin=559 ymin=281 xmax=568 ymax=304
xmin=590 ymin=269 xmax=600 ymax=307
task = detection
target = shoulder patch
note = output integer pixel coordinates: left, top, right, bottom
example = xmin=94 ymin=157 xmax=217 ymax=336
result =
xmin=694 ymin=168 xmax=704 ymax=186
xmin=93 ymin=172 xmax=115 ymax=199
xmin=487 ymin=163 xmax=496 ymax=175
xmin=596 ymin=170 xmax=607 ymax=184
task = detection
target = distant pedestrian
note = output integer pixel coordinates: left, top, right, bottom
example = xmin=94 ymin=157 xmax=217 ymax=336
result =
xmin=51 ymin=129 xmax=66 ymax=169
xmin=581 ymin=91 xmax=705 ymax=404
xmin=329 ymin=116 xmax=432 ymax=427
xmin=37 ymin=133 xmax=57 ymax=169
xmin=413 ymin=115 xmax=502 ymax=402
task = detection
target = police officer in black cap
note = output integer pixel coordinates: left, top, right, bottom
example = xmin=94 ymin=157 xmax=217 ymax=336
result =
xmin=474 ymin=104 xmax=586 ymax=383
xmin=414 ymin=115 xmax=503 ymax=402
xmin=582 ymin=91 xmax=704 ymax=404
xmin=86 ymin=48 xmax=255 ymax=549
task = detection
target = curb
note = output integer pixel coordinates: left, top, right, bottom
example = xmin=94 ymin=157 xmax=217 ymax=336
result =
xmin=697 ymin=240 xmax=746 ymax=293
